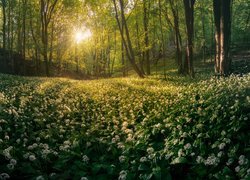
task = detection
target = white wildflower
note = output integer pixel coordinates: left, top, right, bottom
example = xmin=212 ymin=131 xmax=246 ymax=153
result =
xmin=235 ymin=166 xmax=240 ymax=173
xmin=218 ymin=143 xmax=226 ymax=150
xmin=184 ymin=143 xmax=191 ymax=150
xmin=178 ymin=149 xmax=184 ymax=157
xmin=49 ymin=173 xmax=56 ymax=177
xmin=117 ymin=142 xmax=125 ymax=149
xmin=196 ymin=156 xmax=204 ymax=163
xmin=80 ymin=177 xmax=88 ymax=180
xmin=238 ymin=155 xmax=248 ymax=165
xmin=122 ymin=122 xmax=128 ymax=128
xmin=0 ymin=173 xmax=10 ymax=180
xmin=36 ymin=175 xmax=45 ymax=180
xmin=226 ymin=158 xmax=234 ymax=166
xmin=118 ymin=170 xmax=127 ymax=180
xmin=147 ymin=147 xmax=154 ymax=154
xmin=10 ymin=159 xmax=17 ymax=165
xmin=82 ymin=155 xmax=89 ymax=163
xmin=221 ymin=130 xmax=226 ymax=136
xmin=86 ymin=142 xmax=91 ymax=147
xmin=119 ymin=156 xmax=126 ymax=163
xmin=140 ymin=156 xmax=147 ymax=163
xmin=217 ymin=151 xmax=223 ymax=158
xmin=182 ymin=132 xmax=188 ymax=138
xmin=205 ymin=155 xmax=219 ymax=166
xmin=29 ymin=155 xmax=36 ymax=161
xmin=4 ymin=135 xmax=9 ymax=140
xmin=177 ymin=125 xmax=182 ymax=130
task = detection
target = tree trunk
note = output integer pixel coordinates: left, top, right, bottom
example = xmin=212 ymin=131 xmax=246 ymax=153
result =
xmin=135 ymin=16 xmax=145 ymax=75
xmin=183 ymin=0 xmax=195 ymax=78
xmin=169 ymin=0 xmax=183 ymax=74
xmin=113 ymin=0 xmax=144 ymax=78
xmin=213 ymin=0 xmax=232 ymax=76
xmin=143 ymin=0 xmax=150 ymax=75
xmin=1 ymin=0 xmax=6 ymax=50
xmin=200 ymin=1 xmax=206 ymax=63
xmin=40 ymin=0 xmax=59 ymax=77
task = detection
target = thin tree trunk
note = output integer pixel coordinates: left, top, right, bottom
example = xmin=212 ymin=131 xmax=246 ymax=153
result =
xmin=200 ymin=1 xmax=206 ymax=63
xmin=113 ymin=0 xmax=144 ymax=78
xmin=143 ymin=0 xmax=150 ymax=75
xmin=1 ymin=0 xmax=6 ymax=50
xmin=183 ymin=0 xmax=195 ymax=78
xmin=213 ymin=0 xmax=221 ymax=73
xmin=169 ymin=0 xmax=183 ymax=74
xmin=135 ymin=16 xmax=145 ymax=75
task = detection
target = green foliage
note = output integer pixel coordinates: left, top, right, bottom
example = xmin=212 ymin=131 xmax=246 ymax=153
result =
xmin=0 ymin=73 xmax=249 ymax=179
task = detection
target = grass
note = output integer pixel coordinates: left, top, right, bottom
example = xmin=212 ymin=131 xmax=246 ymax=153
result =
xmin=0 ymin=72 xmax=249 ymax=180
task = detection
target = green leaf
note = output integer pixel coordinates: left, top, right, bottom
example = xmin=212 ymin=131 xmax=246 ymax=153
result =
xmin=138 ymin=164 xmax=149 ymax=171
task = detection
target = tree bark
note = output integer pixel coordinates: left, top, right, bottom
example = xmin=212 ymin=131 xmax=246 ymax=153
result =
xmin=213 ymin=0 xmax=232 ymax=76
xmin=40 ymin=0 xmax=59 ymax=77
xmin=1 ymin=0 xmax=6 ymax=50
xmin=113 ymin=0 xmax=144 ymax=78
xmin=183 ymin=0 xmax=195 ymax=78
xmin=143 ymin=0 xmax=150 ymax=75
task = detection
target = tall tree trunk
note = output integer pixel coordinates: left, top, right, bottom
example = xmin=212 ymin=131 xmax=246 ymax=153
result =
xmin=1 ymin=0 xmax=6 ymax=50
xmin=213 ymin=0 xmax=232 ymax=76
xmin=143 ymin=0 xmax=150 ymax=75
xmin=22 ymin=0 xmax=27 ymax=74
xmin=121 ymin=17 xmax=126 ymax=77
xmin=200 ymin=1 xmax=206 ymax=63
xmin=213 ymin=0 xmax=221 ymax=73
xmin=113 ymin=0 xmax=144 ymax=78
xmin=169 ymin=0 xmax=183 ymax=74
xmin=183 ymin=0 xmax=195 ymax=78
xmin=135 ymin=16 xmax=145 ymax=75
xmin=40 ymin=0 xmax=59 ymax=77
xmin=49 ymin=21 xmax=55 ymax=68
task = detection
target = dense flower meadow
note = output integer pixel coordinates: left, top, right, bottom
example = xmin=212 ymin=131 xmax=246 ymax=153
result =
xmin=0 ymin=73 xmax=249 ymax=180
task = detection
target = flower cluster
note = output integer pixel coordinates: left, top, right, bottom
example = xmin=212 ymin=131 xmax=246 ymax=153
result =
xmin=0 ymin=73 xmax=249 ymax=179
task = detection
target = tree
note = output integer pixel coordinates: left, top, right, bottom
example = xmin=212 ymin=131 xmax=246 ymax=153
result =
xmin=166 ymin=0 xmax=183 ymax=74
xmin=0 ymin=0 xmax=6 ymax=50
xmin=143 ymin=0 xmax=150 ymax=75
xmin=112 ymin=0 xmax=145 ymax=78
xmin=40 ymin=0 xmax=59 ymax=76
xmin=213 ymin=0 xmax=233 ymax=76
xmin=183 ymin=0 xmax=195 ymax=78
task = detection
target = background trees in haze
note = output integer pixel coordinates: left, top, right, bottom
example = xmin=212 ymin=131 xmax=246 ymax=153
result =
xmin=0 ymin=0 xmax=249 ymax=78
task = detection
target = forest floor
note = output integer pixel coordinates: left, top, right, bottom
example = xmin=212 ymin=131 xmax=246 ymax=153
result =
xmin=0 ymin=67 xmax=249 ymax=179
xmin=232 ymin=50 xmax=250 ymax=74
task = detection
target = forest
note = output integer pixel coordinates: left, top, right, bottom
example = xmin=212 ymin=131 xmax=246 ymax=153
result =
xmin=0 ymin=0 xmax=250 ymax=179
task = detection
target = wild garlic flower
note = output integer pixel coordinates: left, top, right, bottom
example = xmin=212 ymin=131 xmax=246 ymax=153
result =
xmin=10 ymin=159 xmax=17 ymax=166
xmin=36 ymin=175 xmax=45 ymax=180
xmin=119 ymin=156 xmax=126 ymax=163
xmin=204 ymin=155 xmax=219 ymax=166
xmin=82 ymin=155 xmax=89 ymax=163
xmin=140 ymin=156 xmax=147 ymax=163
xmin=218 ymin=143 xmax=226 ymax=150
xmin=0 ymin=173 xmax=10 ymax=180
xmin=80 ymin=177 xmax=88 ymax=180
xmin=29 ymin=155 xmax=36 ymax=161
xmin=184 ymin=143 xmax=192 ymax=150
xmin=147 ymin=147 xmax=154 ymax=154
xmin=118 ymin=170 xmax=127 ymax=180
xmin=235 ymin=166 xmax=240 ymax=173
xmin=196 ymin=156 xmax=204 ymax=164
